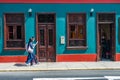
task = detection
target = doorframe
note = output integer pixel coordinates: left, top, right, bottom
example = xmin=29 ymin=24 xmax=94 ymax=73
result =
xmin=36 ymin=13 xmax=56 ymax=62
xmin=96 ymin=12 xmax=116 ymax=61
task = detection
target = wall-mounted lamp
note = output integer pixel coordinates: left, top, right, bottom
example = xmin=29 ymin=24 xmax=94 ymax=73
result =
xmin=28 ymin=8 xmax=32 ymax=17
xmin=90 ymin=8 xmax=94 ymax=16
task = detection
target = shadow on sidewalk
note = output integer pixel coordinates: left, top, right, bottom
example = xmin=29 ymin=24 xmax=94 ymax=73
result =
xmin=14 ymin=63 xmax=27 ymax=67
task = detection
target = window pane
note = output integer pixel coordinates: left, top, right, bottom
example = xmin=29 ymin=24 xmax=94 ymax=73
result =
xmin=69 ymin=15 xmax=77 ymax=23
xmin=49 ymin=29 xmax=53 ymax=45
xmin=8 ymin=26 xmax=13 ymax=39
xmin=67 ymin=13 xmax=86 ymax=47
xmin=98 ymin=14 xmax=114 ymax=22
xmin=38 ymin=14 xmax=55 ymax=23
xmin=5 ymin=14 xmax=25 ymax=48
xmin=7 ymin=41 xmax=24 ymax=47
xmin=47 ymin=14 xmax=55 ymax=23
xmin=38 ymin=14 xmax=46 ymax=23
xmin=40 ymin=29 xmax=45 ymax=45
xmin=69 ymin=40 xmax=86 ymax=46
xmin=69 ymin=14 xmax=85 ymax=24
xmin=6 ymin=14 xmax=24 ymax=23
xmin=69 ymin=25 xmax=76 ymax=39
xmin=78 ymin=25 xmax=84 ymax=39
xmin=17 ymin=26 xmax=22 ymax=39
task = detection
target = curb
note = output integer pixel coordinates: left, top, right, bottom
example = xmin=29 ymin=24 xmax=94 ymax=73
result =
xmin=0 ymin=68 xmax=120 ymax=72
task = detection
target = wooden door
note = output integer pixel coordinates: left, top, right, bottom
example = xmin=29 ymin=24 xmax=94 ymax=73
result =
xmin=97 ymin=24 xmax=115 ymax=61
xmin=110 ymin=23 xmax=115 ymax=61
xmin=97 ymin=24 xmax=101 ymax=61
xmin=47 ymin=25 xmax=56 ymax=62
xmin=38 ymin=24 xmax=55 ymax=62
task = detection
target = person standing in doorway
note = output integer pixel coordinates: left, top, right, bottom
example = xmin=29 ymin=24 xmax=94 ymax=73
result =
xmin=101 ymin=33 xmax=107 ymax=59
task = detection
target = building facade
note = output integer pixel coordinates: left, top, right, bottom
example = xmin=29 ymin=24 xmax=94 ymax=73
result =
xmin=0 ymin=0 xmax=120 ymax=62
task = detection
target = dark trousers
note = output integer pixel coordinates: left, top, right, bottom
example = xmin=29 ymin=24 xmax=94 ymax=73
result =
xmin=102 ymin=47 xmax=106 ymax=58
xmin=26 ymin=52 xmax=38 ymax=65
xmin=26 ymin=53 xmax=33 ymax=65
xmin=31 ymin=53 xmax=38 ymax=65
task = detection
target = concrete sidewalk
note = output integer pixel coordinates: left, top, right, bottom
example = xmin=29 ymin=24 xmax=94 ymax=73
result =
xmin=0 ymin=61 xmax=120 ymax=71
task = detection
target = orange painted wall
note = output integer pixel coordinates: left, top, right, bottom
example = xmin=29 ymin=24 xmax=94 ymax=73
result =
xmin=115 ymin=54 xmax=120 ymax=61
xmin=0 ymin=54 xmax=97 ymax=62
xmin=0 ymin=53 xmax=120 ymax=62
xmin=56 ymin=54 xmax=97 ymax=62
xmin=0 ymin=56 xmax=27 ymax=62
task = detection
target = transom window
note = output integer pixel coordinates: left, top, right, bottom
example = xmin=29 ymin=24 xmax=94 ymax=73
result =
xmin=98 ymin=13 xmax=115 ymax=22
xmin=67 ymin=13 xmax=86 ymax=49
xmin=4 ymin=13 xmax=25 ymax=49
xmin=38 ymin=14 xmax=55 ymax=23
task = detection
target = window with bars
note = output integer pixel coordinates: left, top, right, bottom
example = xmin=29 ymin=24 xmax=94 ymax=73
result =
xmin=67 ymin=13 xmax=87 ymax=49
xmin=4 ymin=14 xmax=25 ymax=49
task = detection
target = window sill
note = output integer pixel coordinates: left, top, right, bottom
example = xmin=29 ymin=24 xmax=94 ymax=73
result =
xmin=67 ymin=46 xmax=88 ymax=50
xmin=4 ymin=48 xmax=25 ymax=50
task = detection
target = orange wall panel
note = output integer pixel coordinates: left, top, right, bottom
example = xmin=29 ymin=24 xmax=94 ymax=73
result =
xmin=0 ymin=56 xmax=27 ymax=62
xmin=56 ymin=54 xmax=97 ymax=62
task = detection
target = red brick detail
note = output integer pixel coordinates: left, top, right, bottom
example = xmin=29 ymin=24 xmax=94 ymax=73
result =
xmin=0 ymin=0 xmax=120 ymax=3
xmin=115 ymin=54 xmax=120 ymax=61
xmin=0 ymin=56 xmax=27 ymax=62
xmin=56 ymin=54 xmax=97 ymax=62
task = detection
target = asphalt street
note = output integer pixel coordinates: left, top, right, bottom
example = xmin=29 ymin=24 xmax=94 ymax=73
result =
xmin=0 ymin=70 xmax=120 ymax=80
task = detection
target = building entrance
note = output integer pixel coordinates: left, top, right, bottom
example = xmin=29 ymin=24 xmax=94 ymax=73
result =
xmin=36 ymin=13 xmax=56 ymax=62
xmin=97 ymin=13 xmax=115 ymax=61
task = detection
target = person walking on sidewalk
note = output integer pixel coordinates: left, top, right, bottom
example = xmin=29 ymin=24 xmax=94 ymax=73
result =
xmin=25 ymin=37 xmax=38 ymax=66
xmin=31 ymin=37 xmax=38 ymax=65
xmin=25 ymin=38 xmax=33 ymax=66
